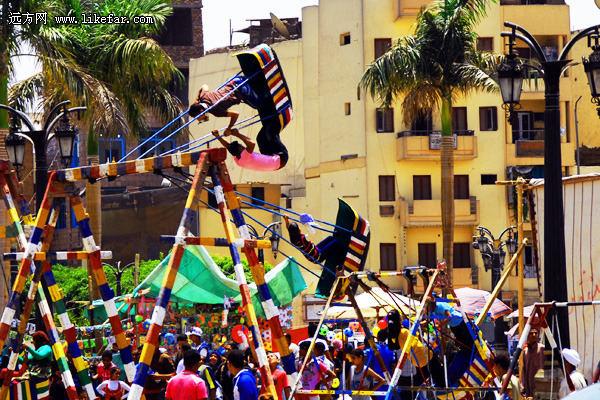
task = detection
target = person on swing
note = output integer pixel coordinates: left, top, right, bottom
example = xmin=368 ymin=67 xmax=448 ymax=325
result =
xmin=211 ymin=129 xmax=286 ymax=171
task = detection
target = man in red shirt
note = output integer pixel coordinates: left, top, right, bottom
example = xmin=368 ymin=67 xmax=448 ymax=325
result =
xmin=266 ymin=352 xmax=290 ymax=400
xmin=166 ymin=350 xmax=208 ymax=400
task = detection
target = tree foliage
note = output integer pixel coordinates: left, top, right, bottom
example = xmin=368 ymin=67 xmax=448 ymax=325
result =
xmin=45 ymin=254 xmax=272 ymax=325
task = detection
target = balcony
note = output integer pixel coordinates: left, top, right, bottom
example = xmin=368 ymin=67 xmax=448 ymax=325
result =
xmin=398 ymin=197 xmax=480 ymax=228
xmin=396 ymin=130 xmax=477 ymax=161
xmin=505 ymin=132 xmax=576 ymax=165
xmin=396 ymin=0 xmax=431 ymax=17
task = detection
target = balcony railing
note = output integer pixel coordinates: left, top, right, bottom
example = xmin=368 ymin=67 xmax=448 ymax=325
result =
xmin=513 ymin=129 xmax=545 ymax=141
xmin=397 ymin=130 xmax=475 ymax=138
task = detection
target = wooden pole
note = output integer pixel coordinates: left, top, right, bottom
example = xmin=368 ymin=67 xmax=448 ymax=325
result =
xmin=134 ymin=253 xmax=140 ymax=350
xmin=517 ymin=178 xmax=525 ymax=375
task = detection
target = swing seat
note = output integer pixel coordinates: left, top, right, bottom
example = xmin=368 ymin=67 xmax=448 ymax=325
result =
xmin=235 ymin=44 xmax=293 ymax=133
xmin=315 ymin=199 xmax=370 ymax=298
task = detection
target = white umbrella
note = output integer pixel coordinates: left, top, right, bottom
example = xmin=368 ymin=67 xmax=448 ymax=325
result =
xmin=507 ymin=305 xmax=534 ymax=319
xmin=325 ymin=287 xmax=419 ymax=319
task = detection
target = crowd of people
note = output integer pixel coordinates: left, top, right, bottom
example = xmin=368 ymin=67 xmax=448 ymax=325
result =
xmin=0 ymin=321 xmax=595 ymax=400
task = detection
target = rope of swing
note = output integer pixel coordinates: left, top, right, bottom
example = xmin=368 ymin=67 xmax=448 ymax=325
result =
xmin=196 ymin=185 xmax=332 ymax=280
xmin=125 ymin=61 xmax=274 ymax=162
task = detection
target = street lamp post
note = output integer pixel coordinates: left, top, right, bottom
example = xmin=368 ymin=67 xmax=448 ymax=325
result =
xmin=1 ymin=101 xmax=85 ymax=212
xmin=103 ymin=261 xmax=136 ymax=297
xmin=498 ymin=22 xmax=600 ymax=348
xmin=247 ymin=222 xmax=281 ymax=264
xmin=472 ymin=225 xmax=517 ymax=347
xmin=1 ymin=100 xmax=85 ymax=331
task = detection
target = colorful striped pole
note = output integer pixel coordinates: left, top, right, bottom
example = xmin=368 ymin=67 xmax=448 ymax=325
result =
xmin=215 ymin=162 xmax=296 ymax=376
xmin=4 ymin=251 xmax=113 ymax=261
xmin=0 ymin=178 xmax=58 ymax=400
xmin=128 ymin=150 xmax=213 ymax=400
xmin=0 ymin=173 xmax=27 ymax=248
xmin=210 ymin=164 xmax=277 ymax=399
xmin=35 ymin=205 xmax=95 ymax=400
xmin=43 ymin=261 xmax=97 ymax=400
xmin=384 ymin=270 xmax=440 ymax=400
xmin=64 ymin=184 xmax=135 ymax=383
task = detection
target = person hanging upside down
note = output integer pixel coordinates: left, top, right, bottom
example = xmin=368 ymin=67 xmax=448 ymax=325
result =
xmin=189 ymin=76 xmax=265 ymax=130
xmin=189 ymin=78 xmax=289 ymax=170
xmin=212 ymin=129 xmax=286 ymax=171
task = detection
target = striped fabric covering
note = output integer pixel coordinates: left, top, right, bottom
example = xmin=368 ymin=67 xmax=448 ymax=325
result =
xmin=235 ymin=44 xmax=293 ymax=131
xmin=447 ymin=352 xmax=491 ymax=400
xmin=343 ymin=215 xmax=370 ymax=272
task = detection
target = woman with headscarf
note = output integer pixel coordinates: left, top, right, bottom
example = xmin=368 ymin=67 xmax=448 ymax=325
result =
xmin=208 ymin=351 xmax=222 ymax=371
xmin=22 ymin=331 xmax=53 ymax=381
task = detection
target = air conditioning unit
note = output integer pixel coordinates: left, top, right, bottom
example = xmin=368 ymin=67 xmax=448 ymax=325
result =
xmin=379 ymin=205 xmax=395 ymax=216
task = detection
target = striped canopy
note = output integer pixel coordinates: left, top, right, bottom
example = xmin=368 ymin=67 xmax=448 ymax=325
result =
xmin=454 ymin=287 xmax=512 ymax=321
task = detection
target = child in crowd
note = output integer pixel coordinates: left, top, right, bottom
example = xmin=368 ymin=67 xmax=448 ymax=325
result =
xmin=493 ymin=352 xmax=520 ymax=400
xmin=96 ymin=367 xmax=131 ymax=400
xmin=347 ymin=348 xmax=384 ymax=400
xmin=93 ymin=350 xmax=117 ymax=383
xmin=266 ymin=352 xmax=290 ymax=400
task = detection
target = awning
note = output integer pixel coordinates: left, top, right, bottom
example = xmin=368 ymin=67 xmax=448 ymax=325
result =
xmin=130 ymin=245 xmax=306 ymax=318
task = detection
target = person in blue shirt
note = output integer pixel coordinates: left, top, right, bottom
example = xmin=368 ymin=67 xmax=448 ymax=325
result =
xmin=364 ymin=329 xmax=395 ymax=400
xmin=227 ymin=349 xmax=258 ymax=400
xmin=429 ymin=296 xmax=474 ymax=383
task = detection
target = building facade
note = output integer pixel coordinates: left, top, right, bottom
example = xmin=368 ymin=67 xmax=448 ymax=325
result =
xmin=188 ymin=0 xmax=585 ymax=324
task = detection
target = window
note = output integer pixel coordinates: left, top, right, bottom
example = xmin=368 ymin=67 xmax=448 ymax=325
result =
xmin=454 ymin=175 xmax=469 ymax=199
xmin=476 ymin=37 xmax=493 ymax=52
xmin=413 ymin=175 xmax=432 ymax=200
xmin=479 ymin=107 xmax=498 ymax=131
xmin=55 ymin=198 xmax=67 ymax=230
xmin=374 ymin=38 xmax=392 ymax=59
xmin=380 ymin=243 xmax=397 ymax=271
xmin=452 ymin=107 xmax=468 ymax=131
xmin=157 ymin=8 xmax=193 ymax=46
xmin=251 ymin=187 xmax=265 ymax=206
xmin=514 ymin=47 xmax=532 ymax=60
xmin=99 ymin=136 xmax=125 ymax=164
xmin=345 ymin=103 xmax=351 ymax=115
xmin=411 ymin=111 xmax=433 ymax=132
xmin=453 ymin=243 xmax=471 ymax=268
xmin=340 ymin=33 xmax=351 ymax=45
xmin=418 ymin=243 xmax=437 ymax=268
xmin=524 ymin=244 xmax=538 ymax=279
xmin=138 ymin=130 xmax=176 ymax=158
xmin=169 ymin=68 xmax=189 ymax=106
xmin=376 ymin=108 xmax=394 ymax=132
xmin=481 ymin=174 xmax=497 ymax=185
xmin=379 ymin=175 xmax=395 ymax=201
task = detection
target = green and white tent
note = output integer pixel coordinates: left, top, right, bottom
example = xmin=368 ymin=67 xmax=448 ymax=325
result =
xmin=131 ymin=245 xmax=306 ymax=318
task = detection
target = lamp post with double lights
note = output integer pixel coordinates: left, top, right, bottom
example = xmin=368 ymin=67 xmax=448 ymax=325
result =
xmin=1 ymin=100 xmax=85 ymax=213
xmin=497 ymin=22 xmax=600 ymax=348
xmin=247 ymin=222 xmax=281 ymax=264
xmin=472 ymin=225 xmax=517 ymax=347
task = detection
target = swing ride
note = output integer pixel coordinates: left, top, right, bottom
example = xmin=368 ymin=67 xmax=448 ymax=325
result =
xmin=0 ymin=42 xmax=597 ymax=400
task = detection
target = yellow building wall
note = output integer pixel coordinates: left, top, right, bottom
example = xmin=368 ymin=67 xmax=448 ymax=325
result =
xmin=188 ymin=0 xmax=578 ymax=324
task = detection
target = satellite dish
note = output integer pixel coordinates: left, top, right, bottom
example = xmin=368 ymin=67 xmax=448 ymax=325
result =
xmin=270 ymin=12 xmax=291 ymax=40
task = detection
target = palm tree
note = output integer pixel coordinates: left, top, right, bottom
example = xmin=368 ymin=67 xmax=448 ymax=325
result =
xmin=359 ymin=0 xmax=499 ymax=285
xmin=9 ymin=0 xmax=185 ymax=244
